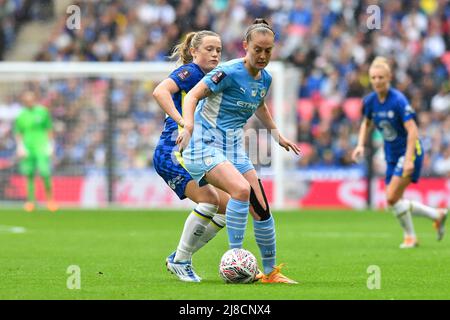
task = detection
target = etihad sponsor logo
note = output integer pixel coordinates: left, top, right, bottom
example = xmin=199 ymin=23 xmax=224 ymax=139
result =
xmin=237 ymin=101 xmax=259 ymax=109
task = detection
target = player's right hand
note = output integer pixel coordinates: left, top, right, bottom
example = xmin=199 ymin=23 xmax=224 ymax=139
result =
xmin=351 ymin=145 xmax=364 ymax=163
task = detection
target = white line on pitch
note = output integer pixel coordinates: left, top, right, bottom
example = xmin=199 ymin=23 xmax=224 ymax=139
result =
xmin=0 ymin=225 xmax=27 ymax=234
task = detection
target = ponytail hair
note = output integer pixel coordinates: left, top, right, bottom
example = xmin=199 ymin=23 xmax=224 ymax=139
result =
xmin=244 ymin=18 xmax=275 ymax=42
xmin=169 ymin=30 xmax=220 ymax=65
xmin=169 ymin=32 xmax=197 ymax=65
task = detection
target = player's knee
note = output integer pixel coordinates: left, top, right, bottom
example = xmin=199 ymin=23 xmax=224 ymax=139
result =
xmin=196 ymin=189 xmax=220 ymax=206
xmin=386 ymin=194 xmax=401 ymax=207
xmin=230 ymin=181 xmax=250 ymax=201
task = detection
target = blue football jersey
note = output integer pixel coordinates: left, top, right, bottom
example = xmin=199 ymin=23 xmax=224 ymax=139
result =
xmin=363 ymin=88 xmax=419 ymax=163
xmin=159 ymin=62 xmax=205 ymax=143
xmin=186 ymin=58 xmax=272 ymax=157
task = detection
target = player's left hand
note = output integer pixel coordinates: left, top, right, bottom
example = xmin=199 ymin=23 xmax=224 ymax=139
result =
xmin=277 ymin=134 xmax=301 ymax=155
xmin=403 ymin=159 xmax=415 ymax=176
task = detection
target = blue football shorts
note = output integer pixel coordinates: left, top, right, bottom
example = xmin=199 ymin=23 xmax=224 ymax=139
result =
xmin=183 ymin=145 xmax=254 ymax=186
xmin=153 ymin=143 xmax=192 ymax=200
xmin=385 ymin=147 xmax=424 ymax=185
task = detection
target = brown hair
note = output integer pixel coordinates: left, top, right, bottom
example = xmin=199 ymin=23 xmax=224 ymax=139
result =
xmin=169 ymin=30 xmax=220 ymax=65
xmin=244 ymin=18 xmax=275 ymax=42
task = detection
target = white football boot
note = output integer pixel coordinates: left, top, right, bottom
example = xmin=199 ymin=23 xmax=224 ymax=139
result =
xmin=165 ymin=251 xmax=202 ymax=282
xmin=399 ymin=236 xmax=419 ymax=249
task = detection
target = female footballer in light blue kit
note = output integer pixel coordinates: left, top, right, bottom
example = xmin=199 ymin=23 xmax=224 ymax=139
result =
xmin=177 ymin=19 xmax=300 ymax=283
xmin=352 ymin=57 xmax=448 ymax=249
xmin=153 ymin=31 xmax=229 ymax=282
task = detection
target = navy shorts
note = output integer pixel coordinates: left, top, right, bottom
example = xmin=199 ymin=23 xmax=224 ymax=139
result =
xmin=385 ymin=149 xmax=424 ymax=185
xmin=153 ymin=143 xmax=193 ymax=200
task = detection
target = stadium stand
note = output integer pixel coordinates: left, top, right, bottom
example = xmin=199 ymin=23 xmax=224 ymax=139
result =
xmin=0 ymin=0 xmax=449 ymax=178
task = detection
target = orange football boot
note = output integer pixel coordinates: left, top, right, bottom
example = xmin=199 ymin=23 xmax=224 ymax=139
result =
xmin=259 ymin=264 xmax=298 ymax=284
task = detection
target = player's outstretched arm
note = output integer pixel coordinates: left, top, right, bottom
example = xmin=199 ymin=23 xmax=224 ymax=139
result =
xmin=255 ymin=102 xmax=300 ymax=155
xmin=176 ymin=81 xmax=211 ymax=152
xmin=152 ymin=78 xmax=185 ymax=128
xmin=352 ymin=117 xmax=373 ymax=163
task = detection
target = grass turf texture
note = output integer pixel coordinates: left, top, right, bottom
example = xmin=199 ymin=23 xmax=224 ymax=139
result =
xmin=1 ymin=209 xmax=449 ymax=300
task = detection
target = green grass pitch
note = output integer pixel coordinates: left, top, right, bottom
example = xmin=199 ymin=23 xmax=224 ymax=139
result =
xmin=1 ymin=208 xmax=449 ymax=300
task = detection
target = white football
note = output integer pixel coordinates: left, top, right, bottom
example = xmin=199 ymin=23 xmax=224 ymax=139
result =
xmin=219 ymin=248 xmax=258 ymax=284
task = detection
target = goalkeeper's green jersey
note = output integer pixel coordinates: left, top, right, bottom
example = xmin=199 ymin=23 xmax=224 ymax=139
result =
xmin=15 ymin=105 xmax=52 ymax=154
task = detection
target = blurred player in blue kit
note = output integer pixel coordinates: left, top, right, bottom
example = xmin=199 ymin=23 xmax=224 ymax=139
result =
xmin=352 ymin=57 xmax=448 ymax=249
xmin=177 ymin=19 xmax=300 ymax=283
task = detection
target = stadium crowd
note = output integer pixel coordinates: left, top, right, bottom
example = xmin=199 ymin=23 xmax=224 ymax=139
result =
xmin=0 ymin=0 xmax=449 ymax=177
xmin=0 ymin=0 xmax=54 ymax=60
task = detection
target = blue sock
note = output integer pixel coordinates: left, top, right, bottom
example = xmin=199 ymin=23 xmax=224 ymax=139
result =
xmin=254 ymin=216 xmax=276 ymax=274
xmin=226 ymin=198 xmax=249 ymax=248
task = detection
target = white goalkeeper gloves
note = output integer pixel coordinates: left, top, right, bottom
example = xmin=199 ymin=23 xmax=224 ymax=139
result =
xmin=47 ymin=140 xmax=55 ymax=156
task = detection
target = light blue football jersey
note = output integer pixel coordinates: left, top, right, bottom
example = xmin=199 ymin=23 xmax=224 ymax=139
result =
xmin=184 ymin=58 xmax=272 ymax=163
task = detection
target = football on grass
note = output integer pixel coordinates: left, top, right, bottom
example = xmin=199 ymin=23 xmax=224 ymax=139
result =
xmin=219 ymin=248 xmax=258 ymax=284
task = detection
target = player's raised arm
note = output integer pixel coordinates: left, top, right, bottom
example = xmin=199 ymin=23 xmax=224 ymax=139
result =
xmin=152 ymin=78 xmax=185 ymax=128
xmin=176 ymin=81 xmax=210 ymax=151
xmin=255 ymin=102 xmax=300 ymax=155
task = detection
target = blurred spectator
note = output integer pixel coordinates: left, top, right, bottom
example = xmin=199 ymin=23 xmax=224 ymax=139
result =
xmin=433 ymin=144 xmax=450 ymax=176
xmin=0 ymin=0 xmax=55 ymax=60
xmin=431 ymin=82 xmax=450 ymax=115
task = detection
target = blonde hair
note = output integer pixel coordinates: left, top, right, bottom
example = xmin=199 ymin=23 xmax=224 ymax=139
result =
xmin=369 ymin=56 xmax=392 ymax=74
xmin=169 ymin=30 xmax=219 ymax=65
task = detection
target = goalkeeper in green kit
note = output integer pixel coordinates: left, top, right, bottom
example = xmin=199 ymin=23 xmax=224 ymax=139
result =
xmin=15 ymin=91 xmax=58 ymax=212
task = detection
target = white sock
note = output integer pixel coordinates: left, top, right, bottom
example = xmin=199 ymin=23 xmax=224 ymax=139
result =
xmin=390 ymin=199 xmax=416 ymax=238
xmin=174 ymin=203 xmax=218 ymax=262
xmin=192 ymin=214 xmax=226 ymax=254
xmin=409 ymin=200 xmax=440 ymax=220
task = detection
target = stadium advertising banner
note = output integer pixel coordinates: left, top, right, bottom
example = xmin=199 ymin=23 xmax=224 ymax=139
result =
xmin=291 ymin=179 xmax=450 ymax=209
xmin=3 ymin=173 xmax=449 ymax=209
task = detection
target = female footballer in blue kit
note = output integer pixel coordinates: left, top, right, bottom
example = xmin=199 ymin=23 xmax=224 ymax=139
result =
xmin=177 ymin=19 xmax=300 ymax=283
xmin=352 ymin=57 xmax=448 ymax=249
xmin=153 ymin=31 xmax=229 ymax=282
